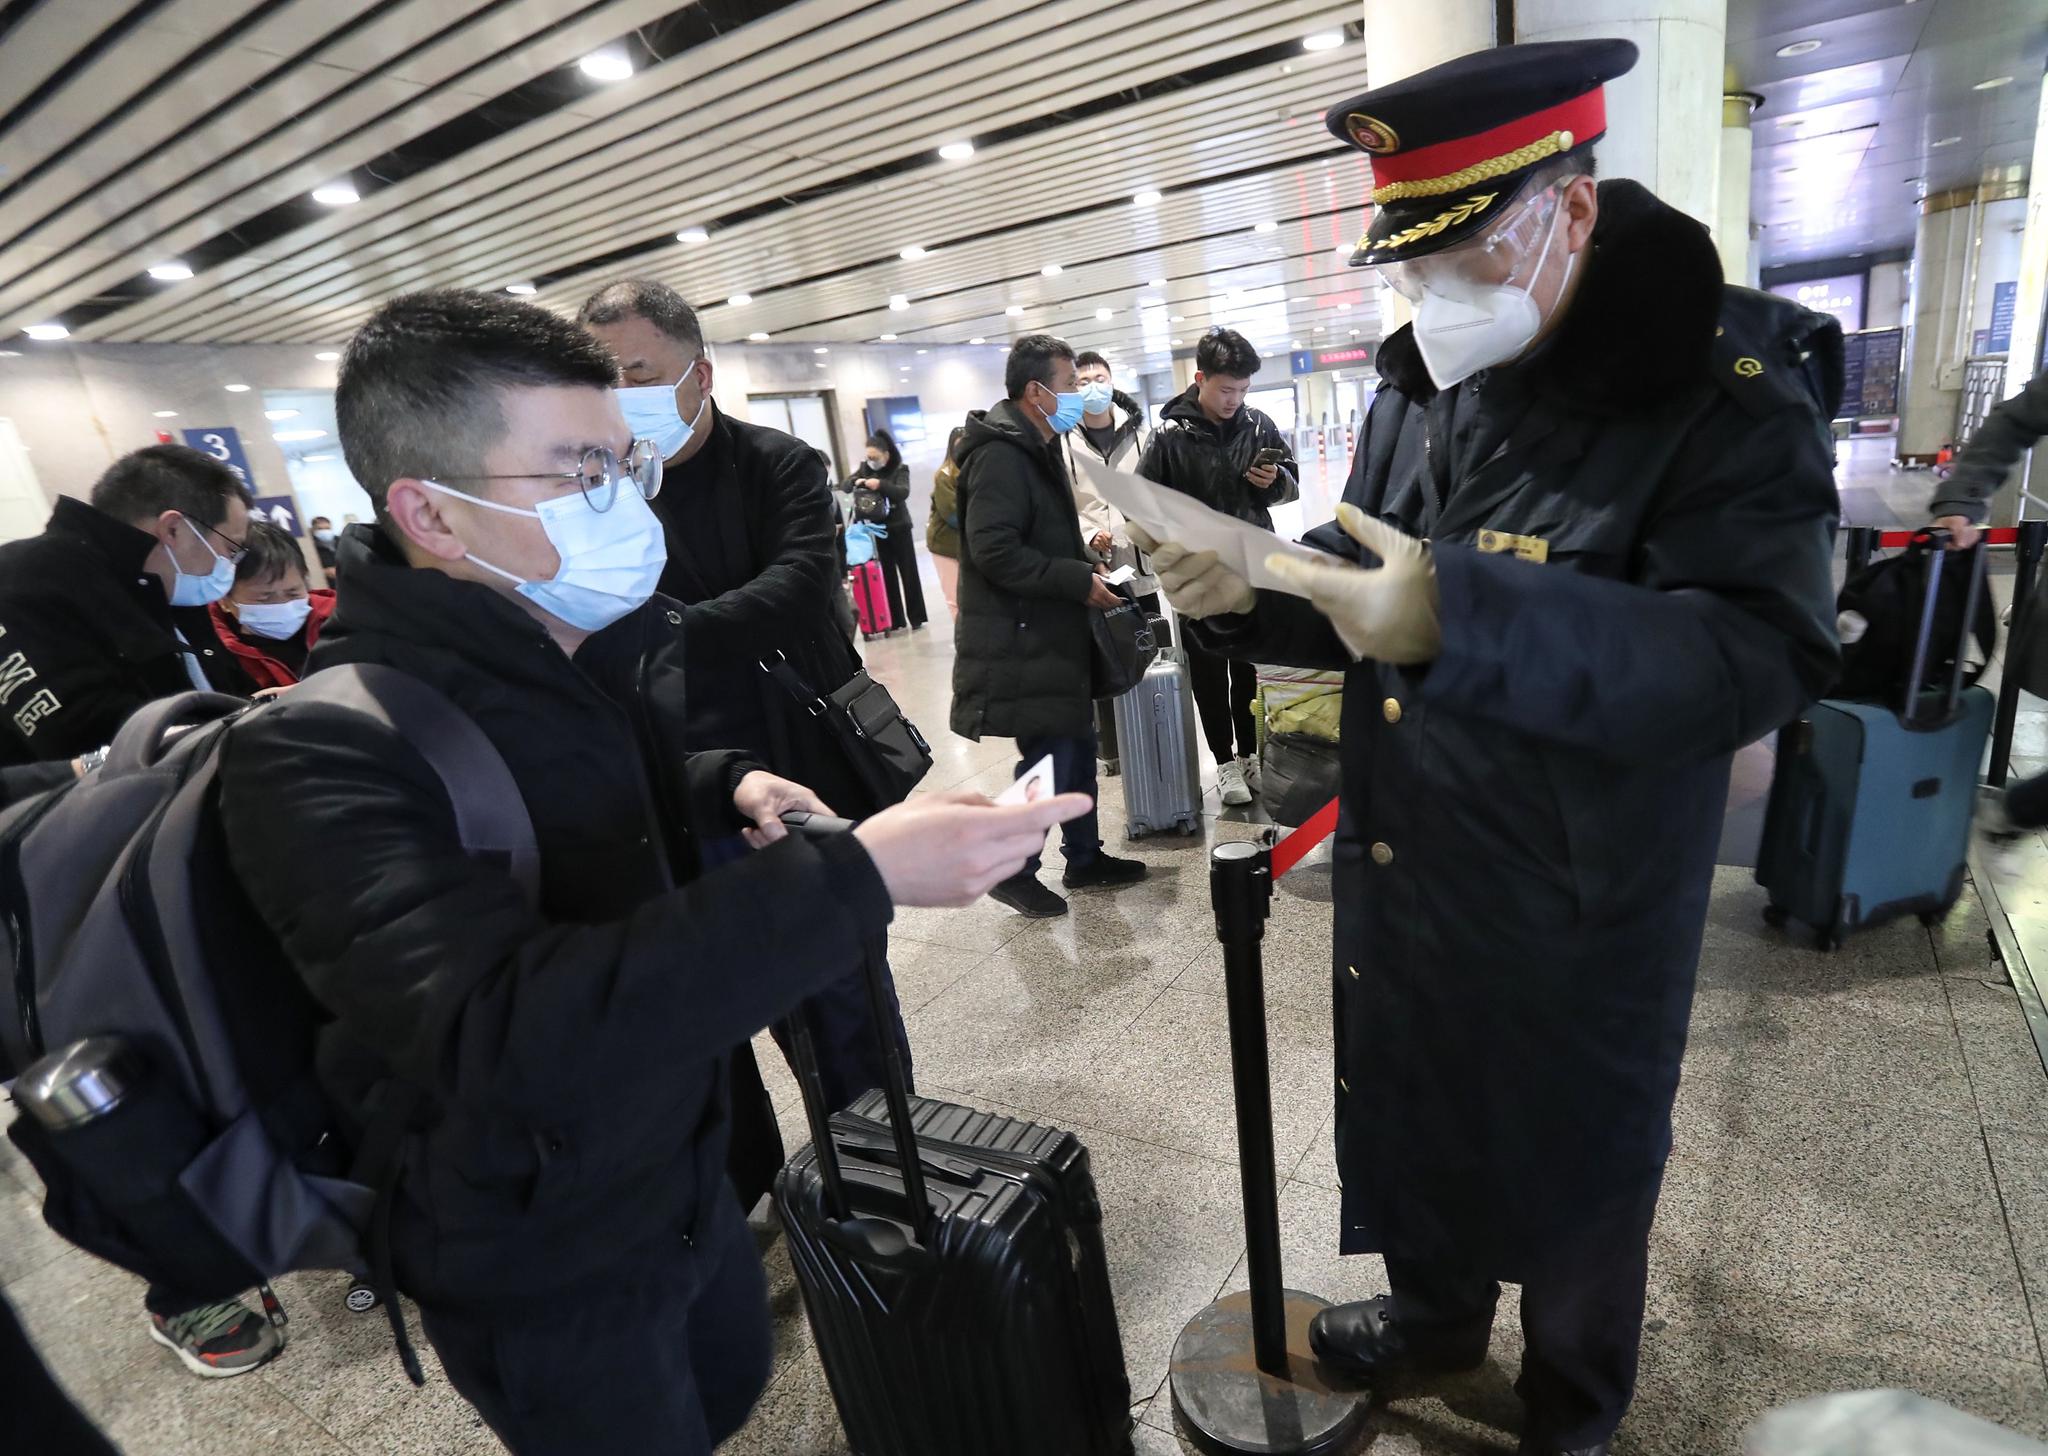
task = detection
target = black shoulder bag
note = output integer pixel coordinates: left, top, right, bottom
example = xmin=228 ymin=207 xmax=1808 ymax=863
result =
xmin=761 ymin=654 xmax=933 ymax=807
xmin=1090 ymin=582 xmax=1158 ymax=698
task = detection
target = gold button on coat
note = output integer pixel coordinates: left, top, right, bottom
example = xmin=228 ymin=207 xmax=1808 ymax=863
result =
xmin=1370 ymin=842 xmax=1394 ymax=866
xmin=1382 ymin=698 xmax=1402 ymax=724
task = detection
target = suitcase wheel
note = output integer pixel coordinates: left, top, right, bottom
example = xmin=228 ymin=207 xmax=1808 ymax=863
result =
xmin=1762 ymin=904 xmax=1789 ymax=929
xmin=1918 ymin=909 xmax=1945 ymax=927
xmin=344 ymin=1282 xmax=380 ymax=1314
xmin=1816 ymin=929 xmax=1842 ymax=953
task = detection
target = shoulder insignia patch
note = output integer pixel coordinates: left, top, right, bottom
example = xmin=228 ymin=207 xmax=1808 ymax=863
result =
xmin=1733 ymin=357 xmax=1763 ymax=378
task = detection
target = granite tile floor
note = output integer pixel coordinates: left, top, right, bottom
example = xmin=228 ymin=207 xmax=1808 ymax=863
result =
xmin=8 ymin=561 xmax=2048 ymax=1455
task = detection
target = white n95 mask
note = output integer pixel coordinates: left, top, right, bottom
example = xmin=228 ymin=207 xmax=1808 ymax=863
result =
xmin=422 ymin=481 xmax=668 ymax=633
xmin=1402 ymin=189 xmax=1576 ymax=390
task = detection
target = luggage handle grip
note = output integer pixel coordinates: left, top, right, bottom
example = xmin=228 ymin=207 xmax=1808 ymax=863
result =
xmin=822 ymin=1213 xmax=934 ymax=1270
xmin=834 ymin=1122 xmax=985 ymax=1183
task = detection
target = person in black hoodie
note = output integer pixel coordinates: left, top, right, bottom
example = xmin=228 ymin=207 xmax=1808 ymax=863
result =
xmin=951 ymin=333 xmax=1150 ymax=918
xmin=216 ymin=289 xmax=1088 ymax=1455
xmin=1138 ymin=328 xmax=1298 ymax=809
xmin=852 ymin=428 xmax=927 ymax=630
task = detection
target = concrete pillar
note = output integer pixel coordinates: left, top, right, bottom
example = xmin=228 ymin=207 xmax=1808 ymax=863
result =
xmin=1514 ymin=0 xmax=1728 ymax=230
xmin=1361 ymin=0 xmax=1494 ymax=85
xmin=1717 ymin=90 xmax=1759 ymax=288
xmin=1900 ymin=184 xmax=2029 ymax=462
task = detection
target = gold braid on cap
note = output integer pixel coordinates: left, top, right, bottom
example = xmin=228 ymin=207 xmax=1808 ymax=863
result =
xmin=1371 ymin=130 xmax=1574 ymax=204
xmin=1372 ymin=192 xmax=1499 ymax=253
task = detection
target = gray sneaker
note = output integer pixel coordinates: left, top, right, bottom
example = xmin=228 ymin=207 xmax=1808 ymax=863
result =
xmin=148 ymin=1297 xmax=285 ymax=1378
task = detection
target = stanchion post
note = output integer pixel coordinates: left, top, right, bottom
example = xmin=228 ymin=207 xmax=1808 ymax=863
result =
xmin=1166 ymin=838 xmax=1365 ymax=1456
xmin=1845 ymin=525 xmax=1878 ymax=574
xmin=1211 ymin=840 xmax=1286 ymax=1377
xmin=1989 ymin=520 xmax=2048 ymax=786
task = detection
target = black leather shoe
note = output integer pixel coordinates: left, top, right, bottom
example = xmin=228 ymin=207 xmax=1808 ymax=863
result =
xmin=989 ymin=872 xmax=1067 ymax=918
xmin=1308 ymin=1296 xmax=1490 ymax=1380
xmin=1517 ymin=1443 xmax=1610 ymax=1456
xmin=1062 ymin=852 xmax=1149 ymax=890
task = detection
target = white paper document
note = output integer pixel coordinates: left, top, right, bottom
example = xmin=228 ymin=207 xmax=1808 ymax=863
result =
xmin=1073 ymin=455 xmax=1340 ymax=599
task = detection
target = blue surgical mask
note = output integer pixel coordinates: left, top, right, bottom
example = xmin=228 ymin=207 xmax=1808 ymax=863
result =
xmin=1044 ymin=389 xmax=1086 ymax=435
xmin=236 ymin=598 xmax=313 ymax=641
xmin=422 ymin=481 xmax=668 ymax=633
xmin=1078 ymin=382 xmax=1114 ymax=417
xmin=167 ymin=514 xmax=237 ymax=607
xmin=617 ymin=362 xmax=709 ymax=460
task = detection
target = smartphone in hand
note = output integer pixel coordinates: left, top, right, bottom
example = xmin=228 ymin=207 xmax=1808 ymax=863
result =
xmin=1251 ymin=446 xmax=1287 ymax=468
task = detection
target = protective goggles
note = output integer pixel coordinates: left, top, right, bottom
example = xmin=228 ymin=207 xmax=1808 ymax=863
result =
xmin=1377 ymin=185 xmax=1564 ymax=304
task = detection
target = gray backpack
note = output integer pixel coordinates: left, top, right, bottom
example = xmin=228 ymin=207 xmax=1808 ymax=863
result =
xmin=0 ymin=664 xmax=536 ymax=1383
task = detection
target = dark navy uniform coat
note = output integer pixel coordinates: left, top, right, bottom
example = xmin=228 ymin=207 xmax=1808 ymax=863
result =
xmin=1196 ymin=181 xmax=1842 ymax=1276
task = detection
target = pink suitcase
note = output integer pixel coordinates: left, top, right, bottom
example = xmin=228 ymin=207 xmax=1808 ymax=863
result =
xmin=851 ymin=560 xmax=892 ymax=639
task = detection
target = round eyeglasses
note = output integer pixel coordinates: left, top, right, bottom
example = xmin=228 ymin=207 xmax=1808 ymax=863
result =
xmin=429 ymin=440 xmax=664 ymax=513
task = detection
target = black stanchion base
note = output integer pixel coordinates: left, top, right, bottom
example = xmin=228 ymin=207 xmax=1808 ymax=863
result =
xmin=1169 ymin=1289 xmax=1369 ymax=1455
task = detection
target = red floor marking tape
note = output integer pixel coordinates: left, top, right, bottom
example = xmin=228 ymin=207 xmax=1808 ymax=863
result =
xmin=1272 ymin=797 xmax=1340 ymax=878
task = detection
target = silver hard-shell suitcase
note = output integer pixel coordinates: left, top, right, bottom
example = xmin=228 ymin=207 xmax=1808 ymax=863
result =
xmin=1113 ymin=612 xmax=1201 ymax=837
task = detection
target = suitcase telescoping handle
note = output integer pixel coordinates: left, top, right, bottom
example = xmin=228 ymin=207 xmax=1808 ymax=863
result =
xmin=778 ymin=813 xmax=932 ymax=1253
xmin=1900 ymin=528 xmax=1989 ymax=725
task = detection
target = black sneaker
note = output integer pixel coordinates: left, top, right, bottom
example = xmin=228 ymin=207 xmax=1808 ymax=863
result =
xmin=989 ymin=872 xmax=1068 ymax=918
xmin=1062 ymin=852 xmax=1149 ymax=890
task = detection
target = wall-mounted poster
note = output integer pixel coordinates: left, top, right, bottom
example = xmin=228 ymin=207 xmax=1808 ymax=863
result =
xmin=1836 ymin=329 xmax=1902 ymax=419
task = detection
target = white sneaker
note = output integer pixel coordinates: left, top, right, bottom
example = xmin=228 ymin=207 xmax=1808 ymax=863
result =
xmin=1218 ymin=758 xmax=1252 ymax=807
xmin=1241 ymin=755 xmax=1262 ymax=794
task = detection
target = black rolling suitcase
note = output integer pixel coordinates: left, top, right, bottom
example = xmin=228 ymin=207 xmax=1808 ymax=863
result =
xmin=774 ymin=940 xmax=1133 ymax=1455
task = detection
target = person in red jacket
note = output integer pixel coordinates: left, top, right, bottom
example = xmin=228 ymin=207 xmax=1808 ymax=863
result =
xmin=207 ymin=518 xmax=335 ymax=689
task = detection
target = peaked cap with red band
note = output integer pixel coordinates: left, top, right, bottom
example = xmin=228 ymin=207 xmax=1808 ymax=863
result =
xmin=1324 ymin=38 xmax=1637 ymax=266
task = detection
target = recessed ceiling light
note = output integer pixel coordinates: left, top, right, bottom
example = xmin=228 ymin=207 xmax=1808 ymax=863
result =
xmin=1041 ymin=264 xmax=1063 ymax=277
xmin=1337 ymin=302 xmax=1350 ymax=311
xmin=1096 ymin=307 xmax=1114 ymax=320
xmin=917 ymin=349 xmax=928 ymax=355
xmin=1170 ymin=314 xmax=1185 ymax=323
xmin=1931 ymin=135 xmax=1962 ymax=147
xmin=1775 ymin=39 xmax=1823 ymax=57
xmin=889 ymin=295 xmax=911 ymax=312
xmin=1302 ymin=31 xmax=1345 ymax=51
xmin=814 ymin=347 xmax=829 ymax=354
xmin=1350 ymin=329 xmax=1360 ymax=336
xmin=899 ymin=246 xmax=927 ymax=261
xmin=22 ymin=324 xmax=68 ymax=340
xmin=152 ymin=409 xmax=178 ymax=418
xmin=816 ymin=362 xmax=827 ymax=368
xmin=1975 ymin=75 xmax=2015 ymax=90
xmin=1314 ymin=326 xmax=1325 ymax=332
xmin=748 ymin=331 xmax=770 ymax=341
xmin=311 ymin=182 xmax=359 ymax=206
xmin=505 ymin=283 xmax=537 ymax=296
xmin=1334 ymin=244 xmax=1352 ymax=259
xmin=938 ymin=141 xmax=975 ymax=162
xmin=969 ymin=337 xmax=986 ymax=345
xmin=224 ymin=383 xmax=250 ymax=392
xmin=1254 ymin=220 xmax=1277 ymax=234
xmin=879 ymin=333 xmax=897 ymax=341
xmin=0 ymin=349 xmax=19 ymax=357
xmin=315 ymin=350 xmax=341 ymax=361
xmin=676 ymin=226 xmax=709 ymax=243
xmin=1291 ymin=339 xmax=1302 ymax=347
xmin=1133 ymin=190 xmax=1162 ymax=207
xmin=727 ymin=293 xmax=752 ymax=306
xmin=264 ymin=409 xmax=299 ymax=421
xmin=302 ymin=454 xmax=334 ymax=463
xmin=147 ymin=261 xmax=193 ymax=281
xmin=578 ymin=50 xmax=634 ymax=82
xmin=1005 ymin=305 xmax=1026 ymax=316
xmin=1170 ymin=338 xmax=1183 ymax=346
xmin=1149 ymin=278 xmax=1166 ymax=289
xmin=272 ymin=428 xmax=327 ymax=442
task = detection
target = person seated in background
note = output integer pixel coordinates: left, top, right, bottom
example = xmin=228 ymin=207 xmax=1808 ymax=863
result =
xmin=0 ymin=444 xmax=256 ymax=767
xmin=576 ymin=277 xmax=920 ymax=1215
xmin=208 ymin=519 xmax=335 ymax=690
xmin=951 ymin=333 xmax=1150 ymax=918
xmin=1139 ymin=327 xmax=1298 ymax=807
xmin=216 ymin=287 xmax=1088 ymax=1455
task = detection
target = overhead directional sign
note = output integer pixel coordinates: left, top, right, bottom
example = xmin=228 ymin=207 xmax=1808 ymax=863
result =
xmin=180 ymin=426 xmax=256 ymax=491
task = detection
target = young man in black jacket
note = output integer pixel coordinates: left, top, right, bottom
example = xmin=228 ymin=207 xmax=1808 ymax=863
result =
xmin=577 ymin=278 xmax=916 ymax=1209
xmin=217 ymin=289 xmax=1085 ymax=1455
xmin=951 ymin=333 xmax=1149 ymax=918
xmin=0 ymin=445 xmax=255 ymax=766
xmin=1137 ymin=328 xmax=1299 ymax=808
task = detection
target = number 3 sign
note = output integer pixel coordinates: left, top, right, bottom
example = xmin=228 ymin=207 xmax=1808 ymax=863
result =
xmin=180 ymin=426 xmax=256 ymax=490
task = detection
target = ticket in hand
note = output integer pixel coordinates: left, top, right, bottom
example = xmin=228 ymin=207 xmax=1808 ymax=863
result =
xmin=997 ymin=754 xmax=1057 ymax=806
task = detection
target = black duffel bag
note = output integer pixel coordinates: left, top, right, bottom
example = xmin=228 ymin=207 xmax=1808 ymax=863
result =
xmin=762 ymin=654 xmax=932 ymax=807
xmin=1832 ymin=531 xmax=1995 ymax=703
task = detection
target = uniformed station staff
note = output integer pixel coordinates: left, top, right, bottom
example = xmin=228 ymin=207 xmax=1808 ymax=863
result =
xmin=1135 ymin=40 xmax=1842 ymax=1456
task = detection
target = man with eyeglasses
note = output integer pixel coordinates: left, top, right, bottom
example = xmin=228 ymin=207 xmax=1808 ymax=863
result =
xmin=0 ymin=443 xmax=285 ymax=1374
xmin=215 ymin=289 xmax=1088 ymax=1453
xmin=1133 ymin=41 xmax=1841 ymax=1455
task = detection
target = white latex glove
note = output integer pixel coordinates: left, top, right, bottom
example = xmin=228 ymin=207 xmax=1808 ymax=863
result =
xmin=1127 ymin=523 xmax=1254 ymax=619
xmin=1263 ymin=504 xmax=1442 ymax=665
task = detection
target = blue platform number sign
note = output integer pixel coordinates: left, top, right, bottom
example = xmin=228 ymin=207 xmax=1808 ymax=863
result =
xmin=180 ymin=426 xmax=256 ymax=491
xmin=251 ymin=495 xmax=302 ymax=537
